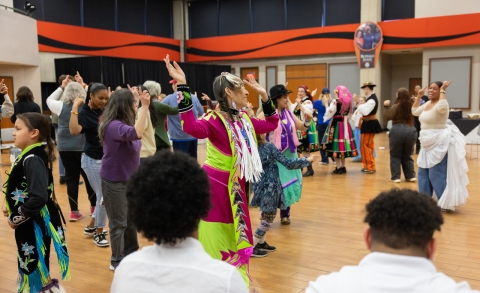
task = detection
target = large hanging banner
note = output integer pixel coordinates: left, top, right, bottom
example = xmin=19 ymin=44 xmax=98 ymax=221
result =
xmin=354 ymin=22 xmax=383 ymax=68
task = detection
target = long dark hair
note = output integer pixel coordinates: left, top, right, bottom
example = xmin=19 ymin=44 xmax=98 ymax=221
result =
xmin=16 ymin=113 xmax=56 ymax=169
xmin=98 ymin=89 xmax=136 ymax=145
xmin=395 ymin=88 xmax=414 ymax=126
xmin=138 ymin=85 xmax=158 ymax=128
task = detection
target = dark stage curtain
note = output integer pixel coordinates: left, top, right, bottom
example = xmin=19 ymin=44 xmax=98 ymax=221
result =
xmin=54 ymin=57 xmax=230 ymax=103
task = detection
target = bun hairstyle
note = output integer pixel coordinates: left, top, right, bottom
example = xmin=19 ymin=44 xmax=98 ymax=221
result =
xmin=212 ymin=72 xmax=244 ymax=120
xmin=432 ymin=81 xmax=443 ymax=89
xmin=85 ymin=83 xmax=107 ymax=105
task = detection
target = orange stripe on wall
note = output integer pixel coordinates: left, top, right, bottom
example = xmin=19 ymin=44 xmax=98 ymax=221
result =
xmin=37 ymin=21 xmax=180 ymax=61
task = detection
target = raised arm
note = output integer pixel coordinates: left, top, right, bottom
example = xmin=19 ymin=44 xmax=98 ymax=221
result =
xmin=46 ymin=87 xmax=64 ymax=116
xmin=249 ymin=98 xmax=279 ymax=134
xmin=323 ymin=99 xmax=337 ymax=122
xmin=69 ymin=95 xmax=85 ymax=135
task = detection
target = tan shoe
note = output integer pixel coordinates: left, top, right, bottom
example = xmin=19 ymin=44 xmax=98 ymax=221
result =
xmin=281 ymin=217 xmax=291 ymax=225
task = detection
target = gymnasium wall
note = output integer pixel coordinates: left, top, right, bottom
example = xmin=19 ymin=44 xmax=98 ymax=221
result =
xmin=415 ymin=0 xmax=480 ymax=18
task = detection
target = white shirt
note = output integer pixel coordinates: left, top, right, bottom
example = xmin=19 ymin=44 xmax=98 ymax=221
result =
xmin=306 ymin=252 xmax=479 ymax=293
xmin=46 ymin=87 xmax=64 ymax=115
xmin=356 ymin=98 xmax=376 ymax=116
xmin=111 ymin=237 xmax=248 ymax=293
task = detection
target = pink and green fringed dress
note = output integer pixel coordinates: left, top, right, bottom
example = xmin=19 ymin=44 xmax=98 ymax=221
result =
xmin=178 ymin=85 xmax=278 ymax=285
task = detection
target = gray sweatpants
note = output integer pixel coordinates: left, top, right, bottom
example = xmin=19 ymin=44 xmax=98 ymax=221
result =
xmin=389 ymin=123 xmax=417 ymax=180
xmin=101 ymin=178 xmax=139 ymax=268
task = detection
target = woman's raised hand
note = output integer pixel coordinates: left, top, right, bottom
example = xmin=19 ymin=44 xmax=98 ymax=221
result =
xmin=383 ymin=100 xmax=391 ymax=107
xmin=201 ymin=93 xmax=211 ymax=101
xmin=417 ymin=86 xmax=427 ymax=97
xmin=243 ymin=74 xmax=268 ymax=101
xmin=61 ymin=75 xmax=71 ymax=89
xmin=73 ymin=94 xmax=85 ymax=108
xmin=164 ymin=54 xmax=186 ymax=84
xmin=139 ymin=89 xmax=151 ymax=107
xmin=127 ymin=84 xmax=140 ymax=100
xmin=74 ymin=71 xmax=84 ymax=85
xmin=441 ymin=80 xmax=452 ymax=91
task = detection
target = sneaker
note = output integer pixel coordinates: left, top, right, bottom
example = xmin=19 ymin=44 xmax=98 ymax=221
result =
xmin=281 ymin=217 xmax=291 ymax=225
xmin=94 ymin=232 xmax=109 ymax=247
xmin=90 ymin=206 xmax=95 ymax=216
xmin=84 ymin=225 xmax=96 ymax=237
xmin=257 ymin=241 xmax=276 ymax=252
xmin=391 ymin=179 xmax=401 ymax=183
xmin=101 ymin=230 xmax=109 ymax=236
xmin=69 ymin=211 xmax=83 ymax=222
xmin=251 ymin=245 xmax=267 ymax=258
xmin=406 ymin=178 xmax=417 ymax=182
xmin=109 ymin=264 xmax=116 ymax=271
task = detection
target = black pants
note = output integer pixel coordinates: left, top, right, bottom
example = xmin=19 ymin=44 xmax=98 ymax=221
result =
xmin=172 ymin=140 xmax=198 ymax=159
xmin=413 ymin=116 xmax=421 ymax=153
xmin=59 ymin=151 xmax=96 ymax=211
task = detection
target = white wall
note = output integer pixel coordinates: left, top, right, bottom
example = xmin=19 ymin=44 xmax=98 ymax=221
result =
xmin=389 ymin=54 xmax=422 ymax=99
xmin=0 ymin=65 xmax=42 ymax=109
xmin=422 ymin=45 xmax=480 ymax=114
xmin=0 ymin=8 xmax=39 ymax=66
xmin=39 ymin=52 xmax=86 ymax=82
xmin=416 ymin=0 xmax=480 ymax=18
xmin=0 ymin=0 xmax=13 ymax=8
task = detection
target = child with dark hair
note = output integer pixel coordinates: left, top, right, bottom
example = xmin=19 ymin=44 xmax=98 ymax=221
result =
xmin=306 ymin=188 xmax=477 ymax=292
xmin=2 ymin=113 xmax=69 ymax=293
xmin=69 ymin=82 xmax=110 ymax=247
xmin=111 ymin=150 xmax=249 ymax=293
xmin=250 ymin=133 xmax=316 ymax=257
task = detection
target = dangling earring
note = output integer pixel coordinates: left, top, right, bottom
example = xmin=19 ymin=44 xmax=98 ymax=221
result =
xmin=232 ymin=100 xmax=237 ymax=109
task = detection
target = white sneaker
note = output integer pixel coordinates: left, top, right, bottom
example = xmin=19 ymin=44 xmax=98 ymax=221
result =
xmin=406 ymin=178 xmax=417 ymax=182
xmin=110 ymin=265 xmax=115 ymax=271
xmin=94 ymin=232 xmax=109 ymax=247
xmin=391 ymin=179 xmax=401 ymax=183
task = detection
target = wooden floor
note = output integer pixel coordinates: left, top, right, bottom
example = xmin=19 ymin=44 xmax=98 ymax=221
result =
xmin=1 ymin=133 xmax=480 ymax=292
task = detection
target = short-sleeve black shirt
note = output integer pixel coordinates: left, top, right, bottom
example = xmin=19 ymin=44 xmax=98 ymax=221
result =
xmin=78 ymin=104 xmax=103 ymax=160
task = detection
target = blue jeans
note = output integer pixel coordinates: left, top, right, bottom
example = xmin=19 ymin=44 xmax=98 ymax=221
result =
xmin=54 ymin=125 xmax=65 ymax=176
xmin=418 ymin=153 xmax=447 ymax=200
xmin=172 ymin=139 xmax=198 ymax=159
xmin=81 ymin=154 xmax=107 ymax=228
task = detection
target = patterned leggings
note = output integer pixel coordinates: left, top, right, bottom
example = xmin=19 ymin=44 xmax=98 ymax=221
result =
xmin=254 ymin=212 xmax=276 ymax=240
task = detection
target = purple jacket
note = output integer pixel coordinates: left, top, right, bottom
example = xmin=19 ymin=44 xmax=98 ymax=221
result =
xmin=100 ymin=119 xmax=141 ymax=182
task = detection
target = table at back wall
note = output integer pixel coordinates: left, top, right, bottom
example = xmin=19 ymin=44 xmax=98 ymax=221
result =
xmin=450 ymin=118 xmax=480 ymax=143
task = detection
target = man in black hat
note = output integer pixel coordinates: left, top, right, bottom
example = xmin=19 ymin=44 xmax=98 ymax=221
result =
xmin=265 ymin=84 xmax=311 ymax=225
xmin=356 ymin=82 xmax=383 ymax=174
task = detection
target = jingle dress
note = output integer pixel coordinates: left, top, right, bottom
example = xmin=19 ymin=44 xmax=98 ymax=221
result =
xmin=177 ymin=85 xmax=278 ymax=285
xmin=322 ymin=100 xmax=357 ymax=158
xmin=4 ymin=143 xmax=70 ymax=293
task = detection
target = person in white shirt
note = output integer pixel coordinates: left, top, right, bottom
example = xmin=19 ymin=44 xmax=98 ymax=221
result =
xmin=111 ymin=150 xmax=250 ymax=293
xmin=306 ymin=188 xmax=479 ymax=293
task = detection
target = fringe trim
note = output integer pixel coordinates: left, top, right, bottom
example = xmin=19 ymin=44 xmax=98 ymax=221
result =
xmin=41 ymin=207 xmax=70 ymax=280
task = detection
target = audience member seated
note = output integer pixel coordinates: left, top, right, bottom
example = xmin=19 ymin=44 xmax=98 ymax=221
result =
xmin=306 ymin=188 xmax=479 ymax=293
xmin=111 ymin=150 xmax=249 ymax=293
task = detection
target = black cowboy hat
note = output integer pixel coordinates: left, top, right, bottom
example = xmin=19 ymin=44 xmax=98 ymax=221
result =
xmin=269 ymin=85 xmax=292 ymax=99
xmin=361 ymin=81 xmax=376 ymax=88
